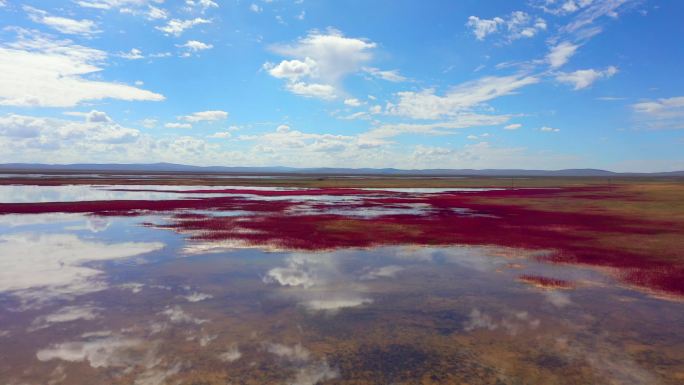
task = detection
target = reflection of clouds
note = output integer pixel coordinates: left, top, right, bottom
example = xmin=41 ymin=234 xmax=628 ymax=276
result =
xmin=463 ymin=309 xmax=498 ymax=332
xmin=0 ymin=213 xmax=109 ymax=233
xmin=583 ymin=349 xmax=658 ymax=385
xmin=395 ymin=245 xmax=550 ymax=274
xmin=0 ymin=184 xmax=504 ymax=204
xmin=266 ymin=264 xmax=315 ymax=287
xmin=264 ymin=245 xmax=568 ymax=318
xmin=30 ymin=305 xmax=101 ymax=331
xmin=290 ymin=361 xmax=339 ymax=385
xmin=160 ymin=306 xmax=207 ymax=325
xmin=266 ymin=343 xmax=339 ymax=385
xmin=359 ymin=187 xmax=504 ymax=193
xmin=37 ymin=332 xmax=183 ymax=385
xmin=544 ymin=291 xmax=572 ymax=308
xmin=304 ymin=297 xmax=373 ymax=311
xmin=264 ymin=246 xmax=540 ymax=314
xmin=360 ymin=265 xmax=404 ymax=280
xmin=88 ymin=217 xmax=109 ymax=233
xmin=198 ymin=334 xmax=217 ymax=347
xmin=81 ymin=330 xmax=113 ymax=338
xmin=391 ymin=246 xmax=434 ymax=262
xmin=134 ymin=363 xmax=182 ymax=385
xmin=264 ymin=253 xmax=335 ymax=288
xmin=264 ymin=253 xmax=372 ymax=312
xmin=441 ymin=247 xmax=522 ymax=271
xmin=0 ymin=213 xmax=86 ymax=228
xmin=286 ymin=202 xmax=435 ymax=218
xmin=267 ymin=343 xmax=311 ymax=362
xmin=182 ymin=209 xmax=255 ymax=217
xmin=36 ymin=335 xmax=145 ymax=368
xmin=182 ymin=292 xmax=213 ymax=302
xmin=182 ymin=238 xmax=285 ymax=254
xmin=0 ymin=233 xmax=164 ymax=302
xmin=148 ymin=322 xmax=168 ymax=335
xmin=0 ymin=184 xmax=242 ymax=203
xmin=48 ymin=364 xmax=67 ymax=384
xmin=66 ymin=217 xmax=111 ymax=233
xmin=241 ymin=194 xmax=365 ymax=203
xmin=120 ymin=282 xmax=145 ymax=293
xmin=463 ymin=308 xmax=540 ymax=336
xmin=218 ymin=345 xmax=242 ymax=362
xmin=556 ymin=336 xmax=659 ymax=385
xmin=396 ymin=246 xmax=509 ymax=272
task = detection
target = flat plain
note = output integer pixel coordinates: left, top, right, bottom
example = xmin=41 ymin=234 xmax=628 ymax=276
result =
xmin=0 ymin=173 xmax=682 ymax=384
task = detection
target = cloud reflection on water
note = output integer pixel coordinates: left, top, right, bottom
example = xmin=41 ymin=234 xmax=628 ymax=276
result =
xmin=266 ymin=343 xmax=339 ymax=385
xmin=0 ymin=233 xmax=164 ymax=303
xmin=264 ymin=252 xmax=374 ymax=313
xmin=262 ymin=245 xmax=542 ymax=314
xmin=30 ymin=304 xmax=101 ymax=331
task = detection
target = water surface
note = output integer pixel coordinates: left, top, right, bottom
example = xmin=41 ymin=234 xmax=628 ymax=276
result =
xmin=0 ymin=184 xmax=682 ymax=385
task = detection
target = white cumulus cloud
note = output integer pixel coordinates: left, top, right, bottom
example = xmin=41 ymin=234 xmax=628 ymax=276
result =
xmin=343 ymin=98 xmax=362 ymax=107
xmin=547 ymin=41 xmax=579 ymax=68
xmin=0 ymin=30 xmax=164 ymax=107
xmin=265 ymin=29 xmax=376 ymax=99
xmin=467 ymin=11 xmax=546 ymax=41
xmin=186 ymin=0 xmax=218 ymax=12
xmin=386 ymin=74 xmax=539 ymax=120
xmin=165 ymin=122 xmax=192 ymax=129
xmin=24 ymin=6 xmax=100 ymax=36
xmin=632 ymin=96 xmax=684 ymax=130
xmin=77 ymin=0 xmax=165 ymax=10
xmin=179 ymin=110 xmax=228 ymax=122
xmin=265 ymin=57 xmax=318 ymax=81
xmin=556 ymin=66 xmax=617 ymax=89
xmin=363 ymin=67 xmax=408 ymax=82
xmin=178 ymin=40 xmax=213 ymax=52
xmin=120 ymin=48 xmax=144 ymax=59
xmin=286 ymin=82 xmax=337 ymax=100
xmin=466 ymin=15 xmax=505 ymax=40
xmin=156 ymin=18 xmax=210 ymax=36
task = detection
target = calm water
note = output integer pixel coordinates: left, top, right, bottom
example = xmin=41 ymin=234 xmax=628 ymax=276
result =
xmin=0 ymin=185 xmax=682 ymax=385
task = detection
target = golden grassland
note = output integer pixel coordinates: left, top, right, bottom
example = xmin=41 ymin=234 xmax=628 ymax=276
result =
xmin=474 ymin=181 xmax=684 ymax=221
xmin=469 ymin=181 xmax=684 ymax=265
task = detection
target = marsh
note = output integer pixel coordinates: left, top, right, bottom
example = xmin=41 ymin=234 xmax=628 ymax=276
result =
xmin=1 ymin=176 xmax=682 ymax=384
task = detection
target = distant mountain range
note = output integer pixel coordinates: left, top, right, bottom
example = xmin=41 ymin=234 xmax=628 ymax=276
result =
xmin=1 ymin=163 xmax=683 ymax=177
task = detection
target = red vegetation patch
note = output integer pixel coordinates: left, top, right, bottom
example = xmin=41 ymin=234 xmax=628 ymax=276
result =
xmin=0 ymin=186 xmax=682 ymax=297
xmin=0 ymin=196 xmax=295 ymax=216
xmin=617 ymin=267 xmax=684 ymax=298
xmin=517 ymin=275 xmax=575 ymax=290
xmin=105 ymin=187 xmax=389 ymax=196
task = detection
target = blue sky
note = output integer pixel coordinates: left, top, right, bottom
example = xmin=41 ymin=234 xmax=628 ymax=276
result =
xmin=0 ymin=0 xmax=682 ymax=171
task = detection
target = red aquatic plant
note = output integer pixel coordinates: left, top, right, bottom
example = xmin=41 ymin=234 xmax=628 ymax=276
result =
xmin=0 ymin=186 xmax=681 ymax=296
xmin=517 ymin=275 xmax=575 ymax=290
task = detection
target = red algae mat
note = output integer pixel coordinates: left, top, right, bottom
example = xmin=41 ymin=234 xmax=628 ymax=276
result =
xmin=1 ymin=185 xmax=682 ymax=297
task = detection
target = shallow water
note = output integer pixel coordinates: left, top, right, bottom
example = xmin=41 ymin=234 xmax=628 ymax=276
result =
xmin=0 ymin=185 xmax=303 ymax=203
xmin=0 ymin=185 xmax=683 ymax=385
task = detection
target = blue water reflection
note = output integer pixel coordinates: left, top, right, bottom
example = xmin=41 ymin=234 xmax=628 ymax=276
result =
xmin=0 ymin=186 xmax=682 ymax=385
